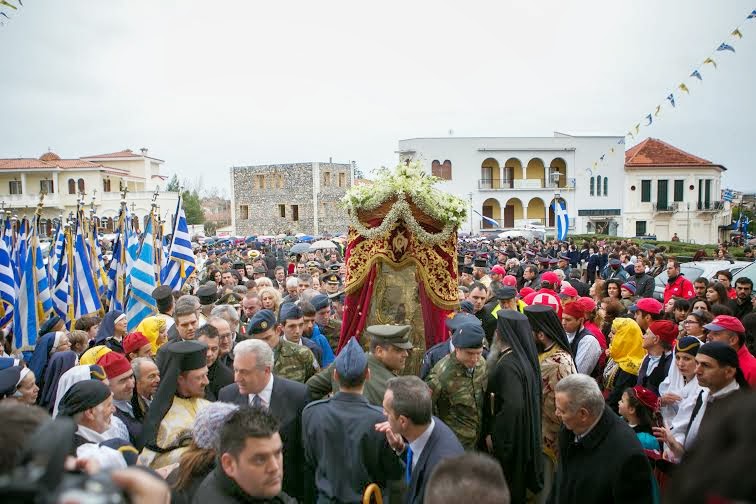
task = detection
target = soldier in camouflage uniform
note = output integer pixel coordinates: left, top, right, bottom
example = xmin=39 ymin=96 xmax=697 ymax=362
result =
xmin=425 ymin=320 xmax=488 ymax=450
xmin=245 ymin=308 xmax=317 ymax=383
xmin=312 ymin=293 xmax=342 ymax=353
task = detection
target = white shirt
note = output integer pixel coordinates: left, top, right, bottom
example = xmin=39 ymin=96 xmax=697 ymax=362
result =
xmin=408 ymin=418 xmax=435 ymax=471
xmin=77 ymin=424 xmax=111 ymax=444
xmin=566 ymin=329 xmax=602 ymax=375
xmin=249 ymin=374 xmax=274 ymax=409
xmin=679 ymin=380 xmax=740 ymax=452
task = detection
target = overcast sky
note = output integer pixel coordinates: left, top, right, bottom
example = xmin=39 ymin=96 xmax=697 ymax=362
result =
xmin=1 ymin=1 xmax=754 ymax=195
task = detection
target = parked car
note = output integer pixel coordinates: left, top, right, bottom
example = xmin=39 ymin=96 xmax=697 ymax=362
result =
xmin=729 ymin=259 xmax=756 ymax=288
xmin=652 ymin=260 xmax=751 ymax=301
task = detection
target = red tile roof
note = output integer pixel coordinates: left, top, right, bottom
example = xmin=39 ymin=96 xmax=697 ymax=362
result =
xmin=0 ymin=157 xmax=129 ymax=173
xmin=82 ymin=149 xmax=141 ymax=159
xmin=625 ymin=138 xmax=725 ymax=169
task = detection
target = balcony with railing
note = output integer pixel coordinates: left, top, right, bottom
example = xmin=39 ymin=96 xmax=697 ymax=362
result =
xmin=478 ymin=178 xmax=551 ymax=190
xmin=653 ymin=202 xmax=678 ymax=213
xmin=697 ymin=200 xmax=724 ymax=211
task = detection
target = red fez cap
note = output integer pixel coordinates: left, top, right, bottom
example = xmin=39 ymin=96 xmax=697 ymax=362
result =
xmin=97 ymin=351 xmax=132 ymax=379
xmin=123 ymin=332 xmax=151 ymax=355
xmin=632 ymin=385 xmax=659 ymax=412
xmin=562 ymin=300 xmax=586 ymax=319
xmin=649 ymin=320 xmax=679 ymax=347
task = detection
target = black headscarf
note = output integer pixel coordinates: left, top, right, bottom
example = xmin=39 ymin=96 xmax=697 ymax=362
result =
xmin=523 ymin=304 xmax=572 ymax=355
xmin=58 ymin=379 xmax=111 ymax=417
xmin=492 ymin=310 xmax=544 ymax=495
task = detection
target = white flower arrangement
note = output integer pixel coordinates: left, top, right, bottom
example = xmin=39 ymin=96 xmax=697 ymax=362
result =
xmin=341 ymin=161 xmax=467 ymax=245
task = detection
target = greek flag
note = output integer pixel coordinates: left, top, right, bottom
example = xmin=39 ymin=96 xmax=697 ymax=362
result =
xmin=51 ymin=225 xmax=72 ymax=325
xmin=743 ymin=216 xmax=751 ymax=237
xmin=553 ymin=200 xmax=569 ymax=241
xmin=473 ymin=209 xmax=501 ymax=228
xmin=72 ymin=217 xmax=102 ymax=318
xmin=125 ymin=214 xmax=158 ymax=332
xmin=89 ymin=222 xmax=107 ymax=297
xmin=734 ymin=213 xmax=742 ymax=231
xmin=13 ymin=218 xmax=38 ymax=349
xmin=161 ymin=195 xmax=196 ymax=291
xmin=47 ymin=220 xmax=64 ymax=285
xmin=0 ymin=227 xmax=16 ymax=330
xmin=722 ymin=189 xmax=734 ymax=202
xmin=107 ymin=208 xmax=129 ymax=312
xmin=31 ymin=217 xmax=53 ymax=322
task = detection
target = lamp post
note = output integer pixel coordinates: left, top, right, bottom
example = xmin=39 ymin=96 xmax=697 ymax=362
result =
xmin=468 ymin=192 xmax=473 ymax=233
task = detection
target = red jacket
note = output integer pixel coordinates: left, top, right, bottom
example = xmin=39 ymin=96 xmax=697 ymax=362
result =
xmin=663 ymin=275 xmax=695 ymax=303
xmin=738 ymin=344 xmax=756 ymax=387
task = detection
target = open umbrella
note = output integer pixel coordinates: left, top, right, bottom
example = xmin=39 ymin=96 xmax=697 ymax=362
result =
xmin=310 ymin=239 xmax=337 ymax=250
xmin=289 ymin=243 xmax=311 ymax=254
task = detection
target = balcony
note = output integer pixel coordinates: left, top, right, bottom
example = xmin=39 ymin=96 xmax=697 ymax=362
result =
xmin=697 ymin=200 xmax=724 ymax=212
xmin=1 ymin=193 xmax=63 ymax=209
xmin=478 ymin=179 xmax=556 ymax=190
xmin=478 ymin=179 xmax=513 ymax=190
xmin=653 ymin=202 xmax=678 ymax=213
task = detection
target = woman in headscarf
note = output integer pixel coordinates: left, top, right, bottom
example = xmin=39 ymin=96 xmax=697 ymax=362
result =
xmin=80 ymin=345 xmax=112 ymax=366
xmin=136 ymin=316 xmax=168 ymax=354
xmin=39 ymin=350 xmax=78 ymax=411
xmin=0 ymin=365 xmax=39 ymax=404
xmin=603 ymin=317 xmax=645 ymax=413
xmin=28 ymin=331 xmax=71 ymax=388
xmin=95 ymin=310 xmax=127 ymax=353
xmin=484 ymin=310 xmax=544 ymax=504
xmin=52 ymin=363 xmax=109 ymax=418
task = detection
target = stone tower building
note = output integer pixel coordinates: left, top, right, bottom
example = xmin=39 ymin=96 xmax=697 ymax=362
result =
xmin=231 ymin=161 xmax=352 ymax=236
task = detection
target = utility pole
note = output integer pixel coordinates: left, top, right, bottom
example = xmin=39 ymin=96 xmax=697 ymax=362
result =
xmin=468 ymin=192 xmax=473 ymax=234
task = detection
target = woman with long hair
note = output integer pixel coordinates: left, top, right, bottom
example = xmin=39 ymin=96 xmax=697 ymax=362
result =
xmin=590 ymin=279 xmax=607 ymax=304
xmin=705 ymin=282 xmax=729 ymax=307
xmin=650 ymin=255 xmax=666 ymax=277
xmin=605 ymin=279 xmax=623 ymax=303
xmin=258 ymin=286 xmax=282 ymax=315
xmin=600 ymin=298 xmax=626 ymax=341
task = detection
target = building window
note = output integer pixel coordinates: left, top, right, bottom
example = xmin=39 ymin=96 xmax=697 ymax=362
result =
xmin=673 ymin=180 xmax=684 ymax=202
xmin=239 ymin=205 xmax=249 ymax=220
xmin=641 ymin=180 xmax=651 ymax=202
xmin=103 ymin=179 xmax=112 ymax=192
xmin=68 ymin=178 xmax=76 ymax=194
xmin=292 ymin=205 xmax=299 ymax=221
xmin=9 ymin=180 xmax=22 ymax=195
xmin=596 ymin=176 xmax=602 ymax=196
xmin=603 ymin=177 xmax=608 ymax=196
xmin=431 ymin=160 xmax=453 ymax=180
xmin=590 ymin=177 xmax=594 ymax=196
xmin=704 ymin=179 xmax=711 ymax=207
xmin=636 ymin=221 xmax=647 ymax=236
xmin=323 ymin=172 xmax=331 ymax=187
xmin=40 ymin=179 xmax=54 ymax=194
xmin=256 ymin=175 xmax=265 ymax=190
xmin=278 ymin=174 xmax=284 ymax=189
xmin=78 ymin=178 xmax=85 ymax=193
xmin=279 ymin=204 xmax=286 ymax=218
xmin=657 ymin=179 xmax=669 ymax=208
xmin=338 ymin=172 xmax=346 ymax=187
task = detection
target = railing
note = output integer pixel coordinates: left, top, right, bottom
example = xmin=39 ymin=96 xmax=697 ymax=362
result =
xmin=653 ymin=202 xmax=677 ymax=212
xmin=1 ymin=193 xmax=63 ymax=208
xmin=697 ymin=200 xmax=724 ymax=211
xmin=477 ymin=178 xmax=569 ymax=190
xmin=480 ymin=218 xmax=549 ymax=229
xmin=478 ymin=179 xmax=513 ymax=189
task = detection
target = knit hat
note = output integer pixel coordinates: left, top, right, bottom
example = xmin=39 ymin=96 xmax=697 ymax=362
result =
xmin=192 ymin=402 xmax=239 ymax=450
xmin=97 ymin=352 xmax=132 ymax=380
xmin=621 ymin=282 xmax=637 ymax=294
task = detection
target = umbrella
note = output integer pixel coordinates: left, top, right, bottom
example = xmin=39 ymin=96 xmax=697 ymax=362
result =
xmin=299 ymin=235 xmax=314 ymax=242
xmin=310 ymin=239 xmax=337 ymax=250
xmin=295 ymin=233 xmax=306 ymax=238
xmin=289 ymin=243 xmax=311 ymax=254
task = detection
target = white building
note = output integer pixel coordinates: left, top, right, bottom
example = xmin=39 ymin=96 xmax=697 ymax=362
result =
xmin=397 ymin=133 xmax=627 ymax=235
xmin=622 ymin=138 xmax=730 ymax=244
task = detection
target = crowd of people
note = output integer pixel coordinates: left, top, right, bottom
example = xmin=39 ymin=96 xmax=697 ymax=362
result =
xmin=1 ymin=235 xmax=755 ymax=503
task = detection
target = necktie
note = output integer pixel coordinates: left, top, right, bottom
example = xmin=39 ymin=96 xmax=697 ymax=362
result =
xmin=405 ymin=445 xmax=413 ymax=483
xmin=252 ymin=394 xmax=262 ymax=408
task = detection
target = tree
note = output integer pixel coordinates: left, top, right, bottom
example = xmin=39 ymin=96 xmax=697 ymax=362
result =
xmin=166 ymin=174 xmax=180 ymax=192
xmin=183 ymin=189 xmax=205 ymax=225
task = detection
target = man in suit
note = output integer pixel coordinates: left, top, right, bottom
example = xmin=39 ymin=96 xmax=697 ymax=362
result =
xmin=377 ymin=375 xmax=464 ymax=504
xmin=301 ymin=338 xmax=403 ymax=504
xmin=218 ymin=339 xmax=308 ymax=501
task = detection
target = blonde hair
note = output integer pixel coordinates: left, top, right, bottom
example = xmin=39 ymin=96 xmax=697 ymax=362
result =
xmin=255 ymin=277 xmax=273 ymax=288
xmin=258 ymin=286 xmax=282 ymax=315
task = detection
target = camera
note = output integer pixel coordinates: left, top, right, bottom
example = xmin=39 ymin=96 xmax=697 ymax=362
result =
xmin=0 ymin=417 xmax=128 ymax=504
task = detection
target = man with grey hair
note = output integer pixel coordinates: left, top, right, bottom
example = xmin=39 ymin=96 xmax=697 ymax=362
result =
xmin=210 ymin=306 xmax=240 ymax=368
xmin=551 ymin=374 xmax=653 ymax=503
xmin=166 ymin=295 xmax=201 ymax=342
xmin=376 ymin=375 xmax=463 ymax=504
xmin=218 ymin=339 xmax=309 ymax=500
xmin=131 ymin=357 xmax=160 ymax=421
xmin=282 ymin=277 xmax=299 ymax=304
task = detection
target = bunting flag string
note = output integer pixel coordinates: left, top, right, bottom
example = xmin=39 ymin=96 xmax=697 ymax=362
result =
xmin=0 ymin=0 xmax=23 ymax=28
xmin=588 ymin=7 xmax=755 ymax=175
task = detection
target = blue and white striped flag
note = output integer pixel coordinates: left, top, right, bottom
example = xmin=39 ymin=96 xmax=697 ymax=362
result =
xmin=52 ymin=225 xmax=72 ymax=324
xmin=13 ymin=218 xmax=38 ymax=350
xmin=553 ymin=200 xmax=569 ymax=241
xmin=0 ymin=226 xmax=16 ymax=330
xmin=72 ymin=216 xmax=102 ymax=319
xmin=47 ymin=220 xmax=64 ymax=285
xmin=125 ymin=214 xmax=158 ymax=332
xmin=107 ymin=209 xmax=129 ymax=312
xmin=31 ymin=217 xmax=53 ymax=323
xmin=161 ymin=195 xmax=197 ymax=291
xmin=473 ymin=209 xmax=501 ymax=228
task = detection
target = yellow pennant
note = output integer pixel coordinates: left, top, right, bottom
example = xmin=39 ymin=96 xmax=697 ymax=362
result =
xmin=654 ymin=105 xmax=661 ymax=117
xmin=634 ymin=123 xmax=640 ymax=134
xmin=0 ymin=0 xmax=18 ymax=10
xmin=703 ymin=57 xmax=717 ymax=69
xmin=679 ymin=83 xmax=690 ymax=94
xmin=627 ymin=131 xmax=635 ymax=140
xmin=732 ymin=29 xmax=743 ymax=39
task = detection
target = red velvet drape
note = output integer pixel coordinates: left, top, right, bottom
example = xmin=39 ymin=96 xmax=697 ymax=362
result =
xmin=336 ymin=264 xmax=377 ymax=353
xmin=418 ymin=280 xmax=452 ymax=347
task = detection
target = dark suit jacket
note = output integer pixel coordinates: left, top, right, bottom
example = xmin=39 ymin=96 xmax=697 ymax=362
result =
xmin=406 ymin=418 xmax=464 ymax=504
xmin=218 ymin=377 xmax=309 ymax=501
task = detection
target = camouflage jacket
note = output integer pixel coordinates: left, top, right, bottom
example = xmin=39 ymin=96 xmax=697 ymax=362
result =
xmin=425 ymin=351 xmax=488 ymax=449
xmin=320 ymin=318 xmax=342 ymax=353
xmin=273 ymin=338 xmax=317 ymax=383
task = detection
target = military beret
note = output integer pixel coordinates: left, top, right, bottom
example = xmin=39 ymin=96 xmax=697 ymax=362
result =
xmin=451 ymin=322 xmax=485 ymax=349
xmin=253 ymin=266 xmax=267 ymax=274
xmin=462 ymin=265 xmax=474 ymax=275
xmin=247 ymin=309 xmax=277 ymax=335
xmin=329 ymin=264 xmax=342 ymax=272
xmin=219 ymin=257 xmax=231 ymax=264
xmin=311 ymin=294 xmax=331 ymax=312
xmin=366 ymin=324 xmax=413 ymax=349
xmin=279 ymin=303 xmax=304 ymax=323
